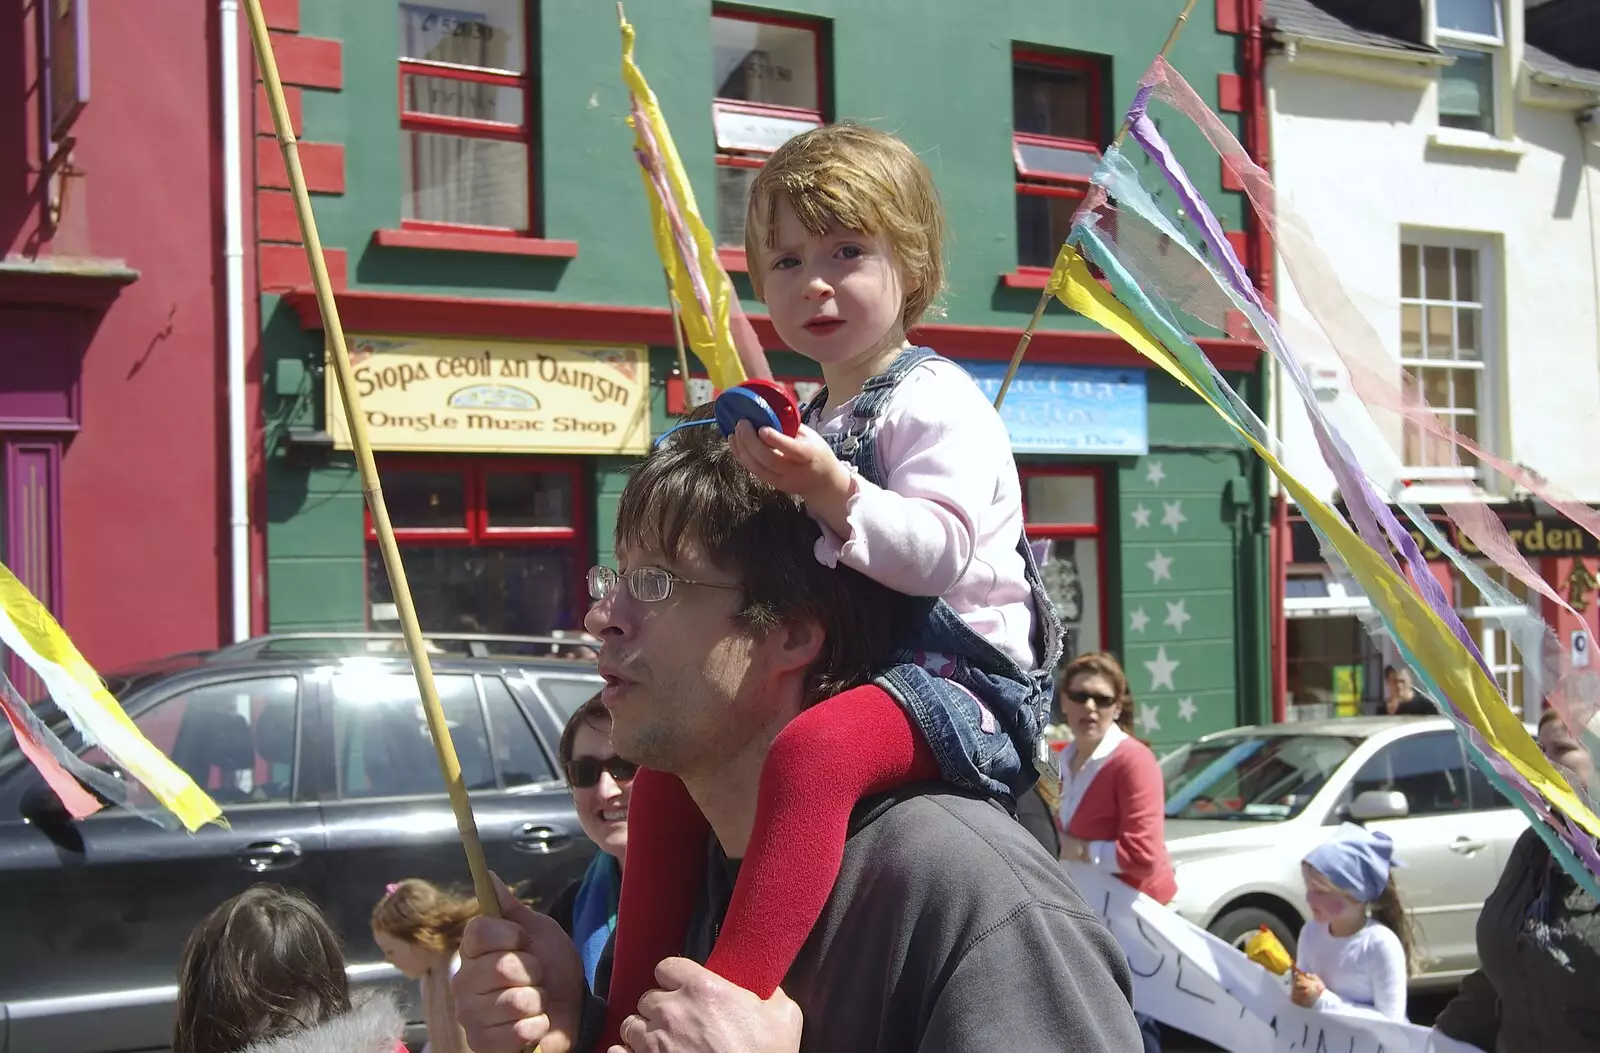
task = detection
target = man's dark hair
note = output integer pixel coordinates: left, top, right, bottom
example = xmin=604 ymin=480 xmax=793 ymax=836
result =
xmin=173 ymin=885 xmax=351 ymax=1053
xmin=614 ymin=405 xmax=914 ymax=705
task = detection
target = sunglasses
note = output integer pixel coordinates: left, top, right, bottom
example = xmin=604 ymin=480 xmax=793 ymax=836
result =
xmin=565 ymin=755 xmax=639 ymax=789
xmin=1063 ymin=689 xmax=1119 ymax=709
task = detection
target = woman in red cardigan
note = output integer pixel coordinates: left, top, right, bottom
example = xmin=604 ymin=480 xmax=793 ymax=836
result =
xmin=1054 ymin=652 xmax=1177 ymax=1053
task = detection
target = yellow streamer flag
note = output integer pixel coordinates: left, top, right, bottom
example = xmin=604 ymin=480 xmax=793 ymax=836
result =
xmin=0 ymin=562 xmax=221 ymax=832
xmin=620 ymin=12 xmax=746 ymax=393
xmin=1049 ymin=243 xmax=1600 ymax=844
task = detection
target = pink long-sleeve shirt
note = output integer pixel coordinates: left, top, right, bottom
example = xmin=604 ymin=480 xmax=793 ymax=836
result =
xmin=809 ymin=356 xmax=1037 ymax=669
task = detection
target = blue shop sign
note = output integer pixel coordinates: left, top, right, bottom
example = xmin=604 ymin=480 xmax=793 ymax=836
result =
xmin=961 ymin=362 xmax=1148 ymax=456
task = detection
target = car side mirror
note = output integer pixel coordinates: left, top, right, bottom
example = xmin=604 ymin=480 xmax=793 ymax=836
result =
xmin=19 ymin=780 xmax=73 ymax=826
xmin=1349 ymin=789 xmax=1409 ymax=822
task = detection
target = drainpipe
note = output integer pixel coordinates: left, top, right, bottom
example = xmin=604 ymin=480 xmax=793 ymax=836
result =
xmin=1242 ymin=0 xmax=1285 ymax=722
xmin=221 ymin=0 xmax=251 ymax=641
xmin=1580 ymin=106 xmax=1600 ymax=395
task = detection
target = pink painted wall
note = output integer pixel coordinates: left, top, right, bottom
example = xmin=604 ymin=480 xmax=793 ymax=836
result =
xmin=0 ymin=2 xmax=258 ymax=672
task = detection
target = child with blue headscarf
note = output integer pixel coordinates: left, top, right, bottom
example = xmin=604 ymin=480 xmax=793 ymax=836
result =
xmin=1292 ymin=823 xmax=1415 ymax=1021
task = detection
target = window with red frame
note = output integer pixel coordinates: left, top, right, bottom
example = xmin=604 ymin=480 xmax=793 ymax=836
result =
xmin=365 ymin=460 xmax=585 ymax=636
xmin=1013 ymin=50 xmax=1105 ymax=270
xmin=1021 ymin=468 xmax=1106 ymax=711
xmin=398 ymin=2 xmax=533 ymax=233
xmin=711 ymin=11 xmax=826 ymax=250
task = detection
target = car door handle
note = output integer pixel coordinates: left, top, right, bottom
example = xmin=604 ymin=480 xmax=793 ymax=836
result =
xmin=237 ymin=838 xmax=304 ymax=873
xmin=1450 ymin=835 xmax=1487 ymax=855
xmin=511 ymin=824 xmax=571 ymax=855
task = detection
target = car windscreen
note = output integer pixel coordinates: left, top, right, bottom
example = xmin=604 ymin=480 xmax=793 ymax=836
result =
xmin=1161 ymin=732 xmax=1363 ymax=821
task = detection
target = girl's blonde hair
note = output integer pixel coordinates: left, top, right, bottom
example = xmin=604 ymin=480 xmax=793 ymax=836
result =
xmin=744 ymin=122 xmax=946 ymax=332
xmin=370 ymin=879 xmax=479 ymax=955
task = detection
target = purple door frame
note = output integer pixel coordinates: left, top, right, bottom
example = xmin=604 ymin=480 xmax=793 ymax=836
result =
xmin=0 ymin=302 xmax=90 ymax=700
xmin=3 ymin=440 xmax=64 ymax=700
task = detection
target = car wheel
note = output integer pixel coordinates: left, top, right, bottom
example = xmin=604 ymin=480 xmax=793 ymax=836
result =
xmin=1210 ymin=904 xmax=1299 ymax=957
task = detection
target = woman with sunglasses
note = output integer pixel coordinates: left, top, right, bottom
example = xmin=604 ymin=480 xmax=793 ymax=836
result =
xmin=1053 ymin=652 xmax=1176 ymax=1053
xmin=541 ymin=693 xmax=636 ymax=999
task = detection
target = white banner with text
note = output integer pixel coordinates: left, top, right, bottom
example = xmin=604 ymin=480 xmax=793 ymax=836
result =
xmin=1062 ymin=863 xmax=1486 ymax=1053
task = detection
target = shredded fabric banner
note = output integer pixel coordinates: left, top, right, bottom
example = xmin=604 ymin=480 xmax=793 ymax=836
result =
xmin=1044 ymin=54 xmax=1600 ymax=897
xmin=1066 ymin=864 xmax=1483 ymax=1053
xmin=0 ymin=667 xmax=106 ymax=819
xmin=0 ymin=561 xmax=220 ymax=831
xmin=619 ymin=11 xmax=768 ymax=392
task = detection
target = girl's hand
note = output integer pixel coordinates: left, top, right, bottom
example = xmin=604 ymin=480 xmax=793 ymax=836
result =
xmin=731 ymin=422 xmax=852 ymax=530
xmin=1059 ymin=836 xmax=1090 ymax=863
xmin=1290 ymin=970 xmax=1325 ymax=1008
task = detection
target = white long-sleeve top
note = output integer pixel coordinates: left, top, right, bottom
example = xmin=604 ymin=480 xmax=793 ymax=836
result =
xmin=809 ymin=356 xmax=1037 ymax=669
xmin=1295 ymin=919 xmax=1409 ymax=1022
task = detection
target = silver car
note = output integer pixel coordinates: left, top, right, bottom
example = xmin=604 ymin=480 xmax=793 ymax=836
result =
xmin=1159 ymin=716 xmax=1527 ymax=988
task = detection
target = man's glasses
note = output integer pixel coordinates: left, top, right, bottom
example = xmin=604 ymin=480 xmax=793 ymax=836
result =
xmin=587 ymin=565 xmax=742 ymax=604
xmin=565 ymin=755 xmax=639 ymax=789
xmin=1063 ymin=688 xmax=1119 ymax=709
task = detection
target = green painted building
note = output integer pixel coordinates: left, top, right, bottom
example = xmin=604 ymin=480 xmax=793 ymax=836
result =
xmin=253 ymin=0 xmax=1271 ymax=746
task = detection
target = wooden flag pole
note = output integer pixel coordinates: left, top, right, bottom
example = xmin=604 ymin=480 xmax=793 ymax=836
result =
xmin=992 ymin=0 xmax=1200 ymax=410
xmin=665 ymin=269 xmax=695 ymax=400
xmin=241 ymin=0 xmax=503 ymax=923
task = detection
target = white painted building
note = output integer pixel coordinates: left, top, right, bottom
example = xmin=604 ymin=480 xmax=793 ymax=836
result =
xmin=1263 ymin=0 xmax=1600 ymax=716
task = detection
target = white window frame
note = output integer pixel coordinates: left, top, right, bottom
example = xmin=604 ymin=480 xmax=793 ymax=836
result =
xmin=1397 ymin=231 xmax=1499 ymax=484
xmin=1453 ymin=560 xmax=1537 ymax=716
xmin=1432 ymin=0 xmax=1503 ymax=136
xmin=709 ymin=10 xmax=825 ymax=250
xmin=1433 ymin=0 xmax=1504 ymax=48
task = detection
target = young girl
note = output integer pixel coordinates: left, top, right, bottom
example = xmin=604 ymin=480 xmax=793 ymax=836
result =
xmin=173 ymin=885 xmax=406 ymax=1053
xmin=608 ymin=121 xmax=1063 ymax=1035
xmin=370 ymin=879 xmax=480 ymax=1053
xmin=1292 ymin=824 xmax=1414 ymax=1022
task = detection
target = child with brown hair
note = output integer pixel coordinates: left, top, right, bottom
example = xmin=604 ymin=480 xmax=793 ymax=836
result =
xmin=606 ymin=121 xmax=1062 ymax=1042
xmin=371 ymin=879 xmax=480 ymax=1053
xmin=173 ymin=884 xmax=405 ymax=1053
xmin=1292 ymin=825 xmax=1415 ymax=1022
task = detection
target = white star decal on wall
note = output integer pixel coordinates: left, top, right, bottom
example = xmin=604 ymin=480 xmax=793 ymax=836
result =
xmin=1129 ymin=607 xmax=1150 ymax=633
xmin=1177 ymin=697 xmax=1197 ymax=722
xmin=1131 ymin=503 xmax=1152 ymax=529
xmin=1146 ymin=550 xmax=1174 ymax=583
xmin=1161 ymin=500 xmax=1187 ymax=534
xmin=1146 ymin=461 xmax=1167 ymax=486
xmin=1137 ymin=703 xmax=1162 ymax=736
xmin=1164 ymin=599 xmax=1191 ymax=634
xmin=1144 ymin=646 xmax=1179 ymax=691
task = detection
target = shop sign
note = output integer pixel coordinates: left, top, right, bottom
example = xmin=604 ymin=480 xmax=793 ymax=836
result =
xmin=961 ymin=362 xmax=1148 ymax=456
xmin=328 ymin=335 xmax=650 ymax=455
xmin=670 ymin=363 xmax=1147 ymax=456
xmin=1291 ymin=514 xmax=1600 ymax=566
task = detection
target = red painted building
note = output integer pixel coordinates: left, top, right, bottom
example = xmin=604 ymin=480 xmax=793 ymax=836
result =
xmin=0 ymin=1 xmax=262 ymax=685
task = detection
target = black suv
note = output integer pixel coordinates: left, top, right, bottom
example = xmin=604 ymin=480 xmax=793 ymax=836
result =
xmin=0 ymin=633 xmax=604 ymax=1053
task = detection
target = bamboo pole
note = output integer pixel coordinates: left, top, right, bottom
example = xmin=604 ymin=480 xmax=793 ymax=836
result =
xmin=665 ymin=270 xmax=694 ymax=402
xmin=993 ymin=0 xmax=1201 ymax=410
xmin=242 ymin=0 xmax=502 ymax=921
